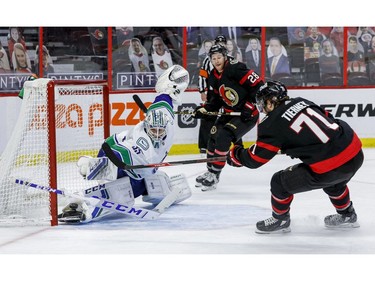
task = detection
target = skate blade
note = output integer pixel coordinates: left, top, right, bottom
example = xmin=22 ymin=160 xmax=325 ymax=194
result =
xmin=195 ymin=182 xmax=202 ymax=188
xmin=201 ymin=185 xmax=217 ymax=192
xmin=255 ymin=227 xmax=291 ymax=234
xmin=325 ymin=222 xmax=360 ymax=229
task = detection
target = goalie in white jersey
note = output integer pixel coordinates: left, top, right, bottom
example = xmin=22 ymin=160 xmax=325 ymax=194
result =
xmin=58 ymin=65 xmax=192 ymax=223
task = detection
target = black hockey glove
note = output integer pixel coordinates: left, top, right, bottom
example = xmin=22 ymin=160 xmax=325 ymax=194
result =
xmin=193 ymin=105 xmax=208 ymax=119
xmin=227 ymin=145 xmax=243 ymax=167
xmin=241 ymin=102 xmax=259 ymax=122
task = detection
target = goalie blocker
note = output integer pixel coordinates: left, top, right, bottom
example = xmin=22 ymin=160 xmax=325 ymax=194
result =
xmin=58 ymin=170 xmax=191 ymax=223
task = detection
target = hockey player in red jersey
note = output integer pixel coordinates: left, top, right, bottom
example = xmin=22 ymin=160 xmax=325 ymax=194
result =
xmin=193 ymin=44 xmax=264 ymax=191
xmin=227 ymin=80 xmax=364 ymax=234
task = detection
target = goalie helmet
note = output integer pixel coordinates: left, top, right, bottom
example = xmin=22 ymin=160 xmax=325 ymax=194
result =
xmin=155 ymin=64 xmax=189 ymax=105
xmin=255 ymin=80 xmax=289 ymax=113
xmin=144 ymin=109 xmax=169 ymax=145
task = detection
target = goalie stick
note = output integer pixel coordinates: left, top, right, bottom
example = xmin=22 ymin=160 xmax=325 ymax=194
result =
xmin=132 ymin=94 xmax=241 ymax=116
xmin=102 ymin=142 xmax=226 ymax=170
xmin=15 ymin=179 xmax=182 ymax=220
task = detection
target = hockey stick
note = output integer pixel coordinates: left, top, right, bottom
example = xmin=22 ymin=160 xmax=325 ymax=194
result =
xmin=15 ymin=178 xmax=161 ymax=220
xmin=133 ymin=94 xmax=148 ymax=113
xmin=174 ymin=111 xmax=241 ymax=116
xmin=132 ymin=94 xmax=240 ymax=116
xmin=102 ymin=142 xmax=226 ymax=170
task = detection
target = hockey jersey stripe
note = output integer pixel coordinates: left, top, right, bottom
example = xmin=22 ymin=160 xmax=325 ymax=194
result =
xmin=148 ymin=100 xmax=174 ymax=117
xmin=239 ymin=70 xmax=254 ymax=85
xmin=247 ymin=149 xmax=269 ymax=164
xmin=309 ymin=133 xmax=362 ymax=174
xmin=256 ymin=141 xmax=281 ymax=153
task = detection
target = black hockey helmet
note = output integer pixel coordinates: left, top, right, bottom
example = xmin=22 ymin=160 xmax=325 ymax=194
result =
xmin=214 ymin=34 xmax=227 ymax=44
xmin=208 ymin=44 xmax=227 ymax=58
xmin=256 ymin=80 xmax=289 ymax=112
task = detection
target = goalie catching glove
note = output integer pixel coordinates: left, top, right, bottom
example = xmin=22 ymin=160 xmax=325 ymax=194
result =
xmin=193 ymin=105 xmax=208 ymax=119
xmin=227 ymin=145 xmax=244 ymax=167
xmin=241 ymin=102 xmax=259 ymax=122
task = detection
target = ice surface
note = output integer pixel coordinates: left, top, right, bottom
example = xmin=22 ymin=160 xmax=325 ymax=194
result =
xmin=1 ymin=149 xmax=375 ymax=280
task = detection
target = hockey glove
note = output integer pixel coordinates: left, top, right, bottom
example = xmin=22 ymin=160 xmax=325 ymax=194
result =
xmin=227 ymin=145 xmax=243 ymax=167
xmin=241 ymin=102 xmax=259 ymax=122
xmin=193 ymin=105 xmax=208 ymax=119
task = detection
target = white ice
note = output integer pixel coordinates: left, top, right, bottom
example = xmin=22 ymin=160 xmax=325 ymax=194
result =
xmin=1 ymin=149 xmax=375 ymax=280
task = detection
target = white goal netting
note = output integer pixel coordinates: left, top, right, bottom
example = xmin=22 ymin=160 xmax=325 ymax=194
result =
xmin=0 ymin=78 xmax=108 ymax=225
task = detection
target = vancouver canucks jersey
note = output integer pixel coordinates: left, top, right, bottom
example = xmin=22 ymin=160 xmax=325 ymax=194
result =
xmin=105 ymin=94 xmax=175 ymax=180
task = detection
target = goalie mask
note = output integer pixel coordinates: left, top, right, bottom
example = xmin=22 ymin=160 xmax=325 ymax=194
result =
xmin=155 ymin=64 xmax=189 ymax=105
xmin=144 ymin=109 xmax=169 ymax=145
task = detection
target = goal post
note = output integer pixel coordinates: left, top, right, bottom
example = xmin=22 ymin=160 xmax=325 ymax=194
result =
xmin=0 ymin=78 xmax=110 ymax=226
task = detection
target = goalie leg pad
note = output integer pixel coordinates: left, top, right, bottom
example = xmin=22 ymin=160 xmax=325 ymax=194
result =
xmin=77 ymin=156 xmax=118 ymax=181
xmin=84 ymin=177 xmax=135 ymax=206
xmin=143 ymin=171 xmax=191 ymax=205
xmin=169 ymin=174 xmax=192 ymax=204
xmin=80 ymin=177 xmax=135 ymax=223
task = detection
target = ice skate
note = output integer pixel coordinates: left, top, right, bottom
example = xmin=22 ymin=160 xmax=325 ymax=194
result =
xmin=200 ymin=172 xmax=220 ymax=192
xmin=58 ymin=203 xmax=86 ymax=224
xmin=255 ymin=215 xmax=291 ymax=234
xmin=195 ymin=171 xmax=211 ymax=187
xmin=324 ymin=204 xmax=359 ymax=228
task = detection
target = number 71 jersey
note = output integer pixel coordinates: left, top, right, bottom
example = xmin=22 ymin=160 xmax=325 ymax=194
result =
xmin=250 ymin=97 xmax=362 ymax=174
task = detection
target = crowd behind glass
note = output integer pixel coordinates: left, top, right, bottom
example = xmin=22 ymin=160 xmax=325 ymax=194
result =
xmin=1 ymin=26 xmax=374 ymax=92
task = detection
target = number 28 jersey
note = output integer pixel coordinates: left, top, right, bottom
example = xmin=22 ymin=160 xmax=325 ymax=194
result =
xmin=241 ymin=97 xmax=362 ymax=174
xmin=206 ymin=60 xmax=263 ymax=112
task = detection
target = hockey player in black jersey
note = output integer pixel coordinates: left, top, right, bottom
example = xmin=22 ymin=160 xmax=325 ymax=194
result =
xmin=193 ymin=44 xmax=264 ymax=191
xmin=227 ymin=80 xmax=364 ymax=233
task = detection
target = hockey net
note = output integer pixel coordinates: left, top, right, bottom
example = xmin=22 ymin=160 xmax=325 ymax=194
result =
xmin=0 ymin=79 xmax=109 ymax=226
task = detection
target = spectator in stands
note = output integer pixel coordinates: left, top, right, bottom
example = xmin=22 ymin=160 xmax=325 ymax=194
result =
xmin=304 ymin=27 xmax=326 ymax=59
xmin=0 ymin=41 xmax=11 ymax=72
xmin=305 ymin=27 xmax=326 ymax=50
xmin=34 ymin=45 xmax=54 ymax=77
xmin=365 ymin=36 xmax=375 ymax=81
xmin=226 ymin=39 xmax=243 ymax=62
xmin=330 ymin=27 xmax=344 ymax=57
xmin=357 ymin=27 xmax=375 ymax=56
xmin=11 ymin=43 xmax=32 ymax=73
xmin=151 ymin=36 xmax=173 ymax=77
xmin=7 ymin=27 xmax=27 ymax=68
xmin=267 ymin=37 xmax=290 ymax=77
xmin=319 ymin=39 xmax=341 ymax=77
xmin=347 ymin=35 xmax=366 ymax=73
xmin=245 ymin=37 xmax=261 ymax=73
xmin=197 ymin=39 xmax=213 ymax=68
xmin=128 ymin=38 xmax=150 ymax=72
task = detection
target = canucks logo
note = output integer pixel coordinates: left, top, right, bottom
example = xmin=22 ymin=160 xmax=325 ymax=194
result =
xmin=219 ymin=85 xmax=239 ymax=106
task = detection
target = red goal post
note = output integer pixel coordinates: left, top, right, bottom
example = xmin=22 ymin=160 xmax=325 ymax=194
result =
xmin=0 ymin=79 xmax=110 ymax=226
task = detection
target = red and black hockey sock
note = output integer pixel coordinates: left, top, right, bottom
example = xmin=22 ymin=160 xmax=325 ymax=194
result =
xmin=271 ymin=194 xmax=294 ymax=219
xmin=326 ymin=186 xmax=352 ymax=214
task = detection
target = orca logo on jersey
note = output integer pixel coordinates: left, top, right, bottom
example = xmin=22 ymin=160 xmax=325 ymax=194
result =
xmin=219 ymin=85 xmax=239 ymax=106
